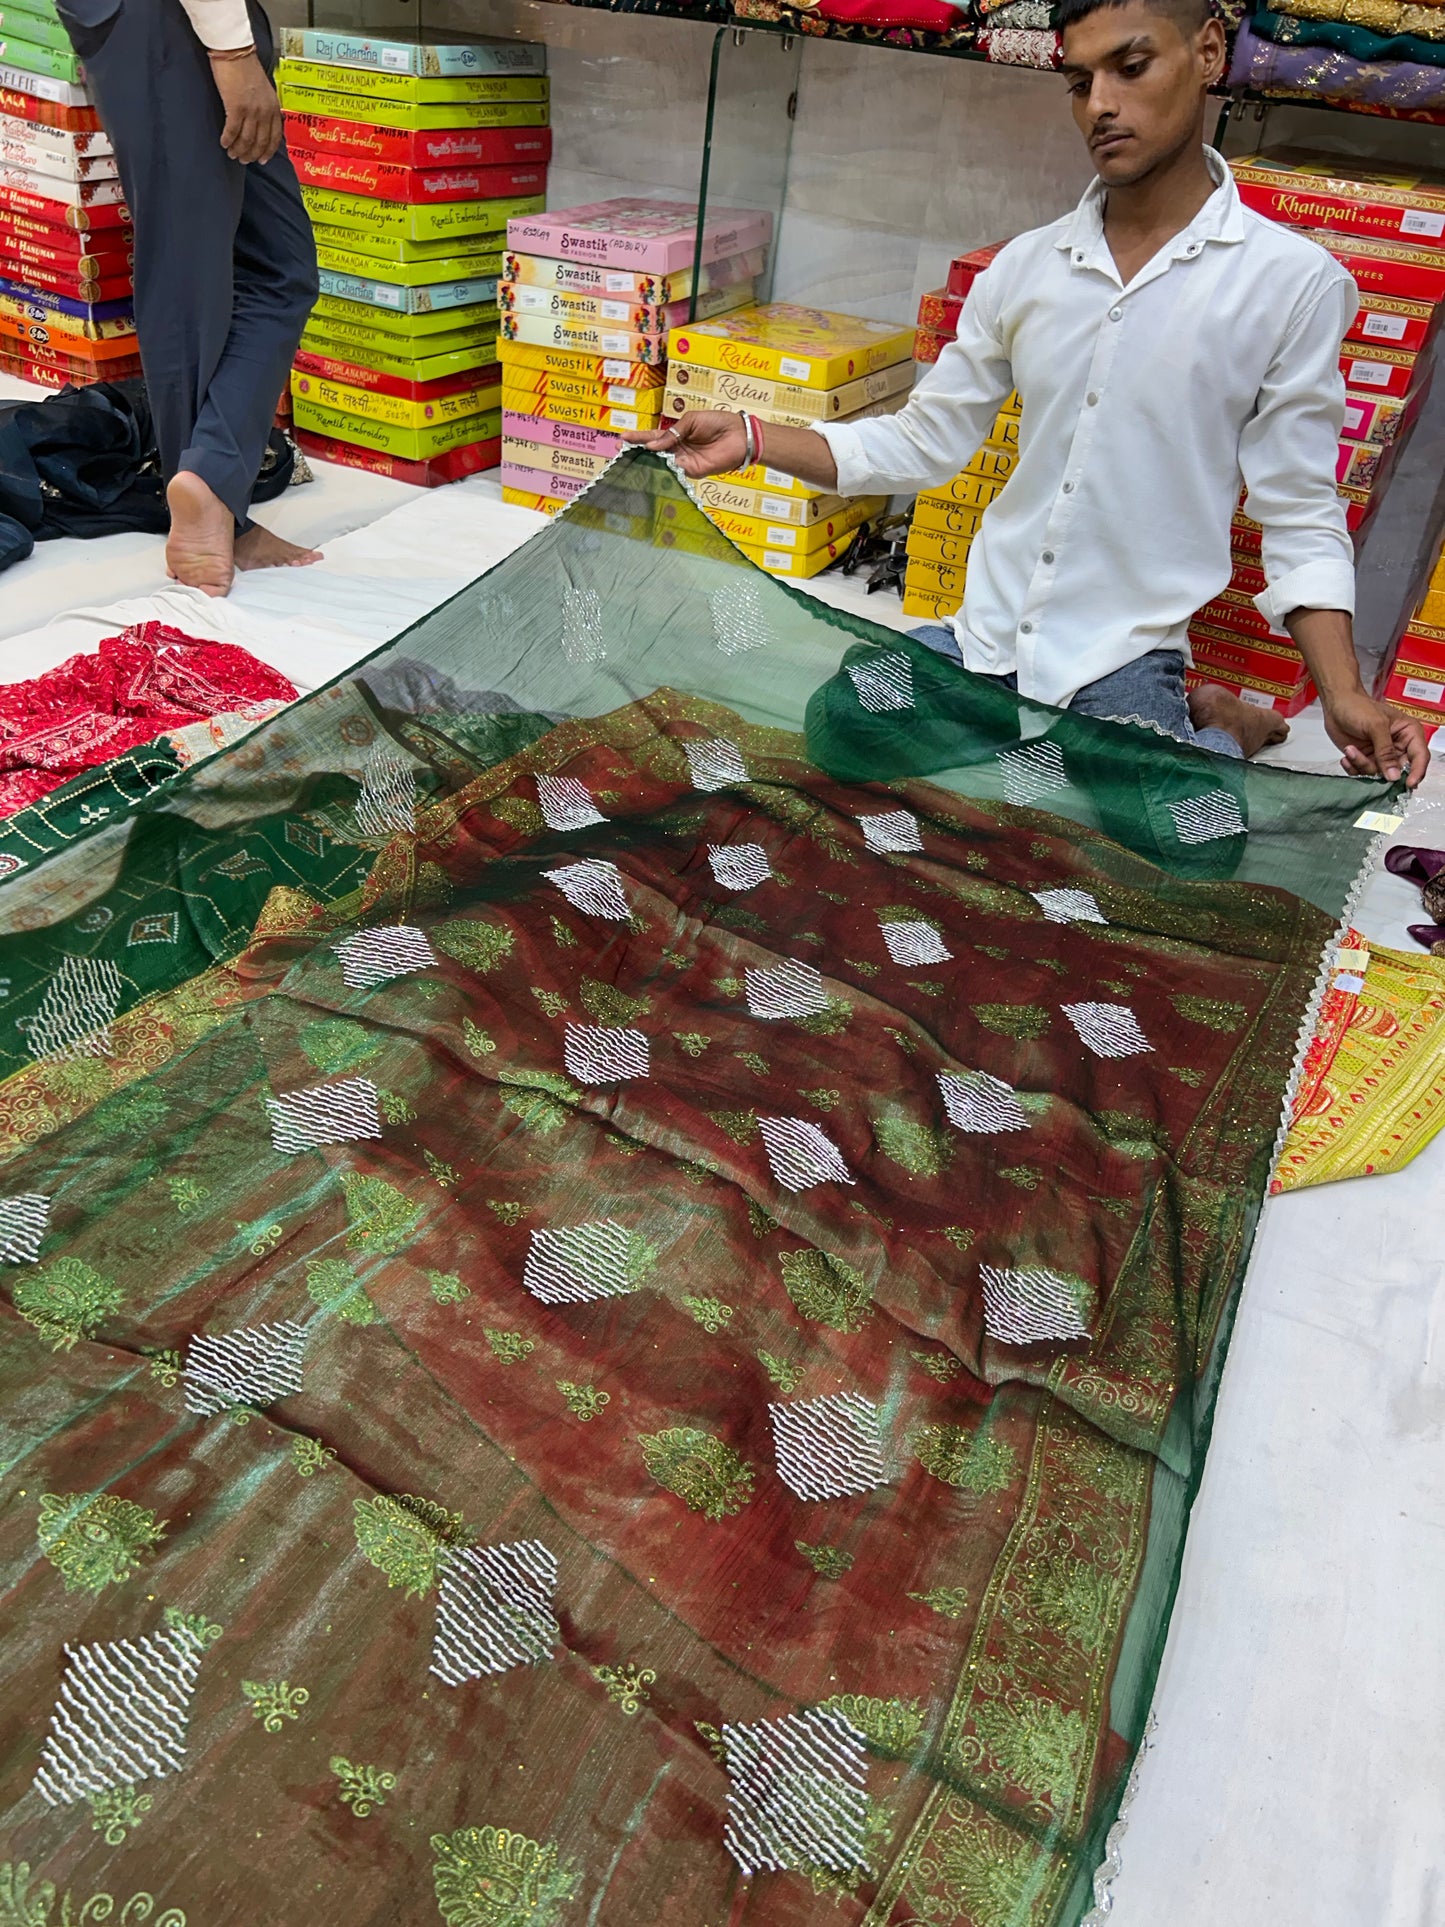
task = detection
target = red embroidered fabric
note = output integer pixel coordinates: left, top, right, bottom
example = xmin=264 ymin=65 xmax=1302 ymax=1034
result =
xmin=0 ymin=622 xmax=296 ymax=816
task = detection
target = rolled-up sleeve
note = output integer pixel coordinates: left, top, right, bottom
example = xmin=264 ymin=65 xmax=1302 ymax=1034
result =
xmin=1241 ymin=268 xmax=1359 ymax=632
xmin=177 ymin=0 xmax=255 ymax=49
xmin=816 ymin=265 xmax=1015 ymax=497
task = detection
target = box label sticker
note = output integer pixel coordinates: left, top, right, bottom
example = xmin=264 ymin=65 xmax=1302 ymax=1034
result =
xmin=779 ymin=355 xmax=810 ymax=381
xmin=1361 ymin=311 xmax=1408 ymax=341
xmin=1348 ymin=359 xmax=1391 ymax=387
xmin=1402 ymin=676 xmax=1444 ymax=704
xmin=763 ymin=525 xmax=797 ymax=547
xmin=1400 ymin=208 xmax=1445 ymax=239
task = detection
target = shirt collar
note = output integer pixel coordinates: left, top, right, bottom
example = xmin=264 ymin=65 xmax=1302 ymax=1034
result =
xmin=1055 ymin=145 xmax=1246 ymax=269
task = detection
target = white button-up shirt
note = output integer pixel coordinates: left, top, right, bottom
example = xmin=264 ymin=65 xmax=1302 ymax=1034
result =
xmin=818 ymin=148 xmax=1358 ymax=708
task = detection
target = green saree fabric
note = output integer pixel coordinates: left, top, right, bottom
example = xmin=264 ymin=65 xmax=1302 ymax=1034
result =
xmin=0 ymin=454 xmax=1403 ymax=1927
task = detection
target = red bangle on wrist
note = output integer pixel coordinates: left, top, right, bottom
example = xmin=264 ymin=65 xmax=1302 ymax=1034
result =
xmin=748 ymin=413 xmax=767 ymax=466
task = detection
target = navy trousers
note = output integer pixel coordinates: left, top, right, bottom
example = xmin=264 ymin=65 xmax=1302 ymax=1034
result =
xmin=58 ymin=0 xmax=317 ymax=528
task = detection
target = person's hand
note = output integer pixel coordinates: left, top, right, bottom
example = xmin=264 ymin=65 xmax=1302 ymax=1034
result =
xmin=1323 ymin=688 xmax=1430 ymax=788
xmin=210 ymin=51 xmax=283 ymax=166
xmin=621 ymin=410 xmax=748 ymax=479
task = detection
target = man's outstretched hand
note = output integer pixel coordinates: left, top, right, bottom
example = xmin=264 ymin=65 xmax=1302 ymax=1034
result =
xmin=622 ymin=411 xmax=748 ymax=479
xmin=211 ymin=51 xmax=283 ymax=166
xmin=1324 ymin=689 xmax=1429 ymax=788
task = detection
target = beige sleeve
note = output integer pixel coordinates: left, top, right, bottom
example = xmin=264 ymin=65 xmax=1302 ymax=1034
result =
xmin=176 ymin=0 xmax=255 ymax=50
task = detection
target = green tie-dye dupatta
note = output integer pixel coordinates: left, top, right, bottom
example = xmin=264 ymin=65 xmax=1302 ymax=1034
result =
xmin=0 ymin=454 xmax=1400 ymax=1927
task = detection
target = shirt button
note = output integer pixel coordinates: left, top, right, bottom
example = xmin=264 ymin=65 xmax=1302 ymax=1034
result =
xmin=1109 ymin=306 xmax=1122 ymax=321
xmin=1041 ymin=550 xmax=1055 ymax=564
xmin=1062 ymin=481 xmax=1075 ymax=494
xmin=1086 ymin=392 xmax=1099 ymax=406
xmin=1020 ymin=621 xmax=1034 ymax=635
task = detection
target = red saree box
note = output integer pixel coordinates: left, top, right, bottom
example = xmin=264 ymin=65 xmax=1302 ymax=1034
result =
xmin=0 ymin=84 xmax=100 ymax=133
xmin=1382 ymin=665 xmax=1445 ymax=714
xmin=914 ymin=325 xmax=950 ymax=364
xmin=946 ymin=241 xmax=1004 ymax=299
xmin=293 ymin=348 xmax=501 ymax=404
xmin=283 ymin=112 xmax=552 ymax=170
xmin=1195 ymin=587 xmax=1280 ymax=641
xmin=294 ymin=426 xmax=501 ymax=485
xmin=5 ymin=262 xmax=132 ymax=303
xmin=916 ymin=287 xmax=962 ymax=337
xmin=0 ymin=342 xmax=142 ymax=385
xmin=1336 ymin=441 xmax=1384 ymax=491
xmin=1232 ymin=151 xmax=1445 ymax=248
xmin=1339 ymin=340 xmax=1423 ymax=399
xmin=1185 ymin=664 xmax=1316 ymax=717
xmin=1189 ymin=625 xmax=1307 ymax=684
xmin=289 ymin=147 xmax=547 ymax=204
xmin=0 ymin=207 xmax=131 ymax=256
xmin=1313 ymin=230 xmax=1445 ymax=305
xmin=1349 ymin=295 xmax=1439 ymax=355
xmin=0 ymin=231 xmax=132 ymax=281
xmin=0 ymin=180 xmax=129 ymax=228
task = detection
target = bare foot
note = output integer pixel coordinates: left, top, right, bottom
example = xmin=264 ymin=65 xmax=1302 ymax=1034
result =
xmin=1188 ymin=683 xmax=1289 ymax=759
xmin=234 ymin=523 xmax=323 ymax=573
xmin=166 ymin=470 xmax=236 ymax=597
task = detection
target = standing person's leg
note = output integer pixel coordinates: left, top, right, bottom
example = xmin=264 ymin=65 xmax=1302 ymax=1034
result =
xmin=169 ymin=0 xmax=320 ymax=579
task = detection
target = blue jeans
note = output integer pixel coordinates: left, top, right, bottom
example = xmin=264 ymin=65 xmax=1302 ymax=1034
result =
xmin=909 ymin=626 xmax=1243 ymax=760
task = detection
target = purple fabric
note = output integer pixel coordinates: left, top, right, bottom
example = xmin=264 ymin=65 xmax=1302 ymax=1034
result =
xmin=1227 ymin=18 xmax=1445 ymax=112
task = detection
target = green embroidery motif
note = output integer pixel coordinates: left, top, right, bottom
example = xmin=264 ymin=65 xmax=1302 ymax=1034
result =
xmin=498 ymin=1070 xmax=580 ymax=1134
xmin=463 ymin=1019 xmax=497 ymax=1058
xmin=998 ymin=1163 xmax=1042 ymax=1191
xmin=801 ymin=1087 xmax=841 ymax=1111
xmin=425 ymin=1151 xmax=460 ymax=1189
xmin=682 ymin=1295 xmax=733 ymax=1334
xmin=331 ymin=1756 xmax=396 ymax=1818
xmin=293 ymin=1435 xmax=336 ymax=1477
xmin=162 ymin=1606 xmax=222 ymax=1647
xmin=623 ymin=1233 xmax=660 ymax=1288
xmin=796 ymin=996 xmax=851 ymax=1038
xmin=242 ymin=1679 xmax=309 ymax=1732
xmin=433 ymin=918 xmax=515 ymax=974
xmin=779 ymin=1248 xmax=873 ymax=1333
xmin=673 ymin=1031 xmax=710 ymax=1056
xmin=885 ymin=1026 xmax=918 ymax=1056
xmin=148 ymin=1348 xmax=182 ymax=1387
xmin=715 ymin=975 xmax=743 ymax=998
xmin=819 ymin=1694 xmax=925 ymax=1759
xmin=379 ymin=1090 xmax=416 ymax=1124
xmin=592 ymin=1661 xmax=656 ymax=1715
xmin=580 ymin=979 xmax=649 ymax=1025
xmin=428 ymin=1271 xmax=469 ymax=1306
xmin=914 ymin=1425 xmax=1018 ymax=1495
xmin=353 ymin=1494 xmax=468 ymax=1598
xmin=1023 ymin=1556 xmax=1115 ymax=1652
xmin=1170 ymin=1065 xmax=1206 ymax=1087
xmin=874 ymin=1111 xmax=952 ymax=1179
xmin=532 ymin=989 xmax=568 ymax=1018
xmin=1096 ymin=1110 xmax=1170 ymax=1159
xmin=746 ymin=1199 xmax=777 ymax=1238
xmin=37 ymin=1491 xmax=166 ymax=1593
xmin=844 ymin=958 xmax=880 ymax=978
xmin=87 ymin=1783 xmax=152 ymax=1845
xmin=908 ymin=1585 xmax=969 ymax=1618
xmin=968 ymin=1694 xmax=1087 ymax=1809
xmin=14 ymin=1257 xmax=122 ymax=1352
xmin=91 ymin=1086 xmax=170 ymax=1138
xmin=973 ymin=1004 xmax=1050 ymax=1040
xmin=0 ymin=1863 xmax=184 ymax=1926
xmin=550 ymin=917 xmax=579 ymax=949
xmin=733 ymin=1050 xmax=769 ymax=1076
xmin=758 ymin=1350 xmax=803 ymax=1393
xmin=167 ymin=1177 xmax=208 ymax=1216
xmin=488 ymin=1199 xmax=524 ymax=1225
xmin=306 ymin=1258 xmax=378 ymax=1326
xmin=914 ymin=1810 xmax=1041 ymax=1923
xmin=431 ymin=1825 xmax=580 ymax=1927
xmin=1173 ymin=994 xmax=1247 ymax=1031
xmin=299 ymin=1017 xmax=382 ymax=1074
xmin=485 ymin=1329 xmax=533 ymax=1364
xmin=939 ymin=1225 xmax=975 ymax=1252
xmin=556 ymin=1381 xmax=609 ymax=1421
xmin=708 ymin=1109 xmax=759 ymax=1145
xmin=240 ymin=1218 xmax=283 ymax=1257
xmin=490 ymin=795 xmax=546 ymax=837
xmin=796 ymin=1540 xmax=852 ymax=1579
xmin=911 ymin=1349 xmax=962 ymax=1382
xmin=639 ymin=1427 xmax=755 ymax=1520
xmin=342 ymin=1174 xmax=422 ymax=1255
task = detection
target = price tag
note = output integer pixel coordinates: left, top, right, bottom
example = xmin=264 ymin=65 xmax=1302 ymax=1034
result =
xmin=1332 ymin=972 xmax=1365 ymax=995
xmin=1354 ymin=809 xmax=1406 ymax=833
xmin=1400 ymin=208 xmax=1445 ymax=238
xmin=1361 ymin=311 xmax=1408 ymax=342
xmin=1348 ymin=359 xmax=1392 ymax=387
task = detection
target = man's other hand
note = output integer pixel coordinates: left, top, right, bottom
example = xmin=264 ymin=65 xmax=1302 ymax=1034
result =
xmin=212 ymin=52 xmax=283 ymax=166
xmin=621 ymin=411 xmax=748 ymax=479
xmin=1324 ymin=689 xmax=1430 ymax=789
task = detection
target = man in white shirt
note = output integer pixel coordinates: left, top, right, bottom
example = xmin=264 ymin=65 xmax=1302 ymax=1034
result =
xmin=56 ymin=0 xmax=320 ymax=596
xmin=638 ymin=0 xmax=1428 ymax=787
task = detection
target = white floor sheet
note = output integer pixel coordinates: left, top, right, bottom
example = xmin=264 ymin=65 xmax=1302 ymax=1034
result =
xmin=2 ymin=406 xmax=1441 ymax=1925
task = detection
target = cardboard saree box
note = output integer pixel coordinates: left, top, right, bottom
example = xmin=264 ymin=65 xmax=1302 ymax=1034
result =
xmin=1232 ymin=150 xmax=1445 ymax=248
xmin=291 ymin=390 xmax=501 ymax=458
xmin=291 ymin=367 xmax=498 ymax=429
xmin=278 ymin=59 xmax=549 ymax=105
xmin=294 ymin=347 xmax=501 ymax=405
xmin=279 ymin=83 xmax=549 ymax=132
xmin=278 ymin=28 xmax=546 ymax=78
xmin=314 ymin=239 xmax=501 ymax=287
xmin=291 ymin=150 xmax=546 ymax=205
xmin=316 ymin=265 xmax=498 ymax=316
xmin=503 ymin=245 xmax=766 ymax=306
xmin=668 ymin=302 xmax=915 ymax=391
xmin=300 ymin=184 xmax=539 ymax=243
xmin=284 ymin=113 xmax=551 ymax=171
xmin=496 ymin=338 xmax=664 ymax=387
xmin=295 ymin=425 xmax=500 ymax=486
xmin=507 ymin=199 xmax=773 ymax=277
xmin=662 ymin=355 xmax=914 ymax=419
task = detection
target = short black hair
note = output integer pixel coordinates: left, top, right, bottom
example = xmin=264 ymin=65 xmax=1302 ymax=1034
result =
xmin=1052 ymin=0 xmax=1213 ymax=34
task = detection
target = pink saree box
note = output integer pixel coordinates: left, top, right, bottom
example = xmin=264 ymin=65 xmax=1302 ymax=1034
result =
xmin=505 ymin=198 xmax=773 ymax=276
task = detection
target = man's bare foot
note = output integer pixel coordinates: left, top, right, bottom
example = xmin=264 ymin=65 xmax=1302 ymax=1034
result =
xmin=1188 ymin=682 xmax=1289 ymax=758
xmin=166 ymin=470 xmax=236 ymax=597
xmin=234 ymin=523 xmax=322 ymax=573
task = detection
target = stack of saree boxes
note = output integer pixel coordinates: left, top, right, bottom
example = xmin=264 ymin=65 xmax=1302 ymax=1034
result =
xmin=1375 ymin=543 xmax=1445 ymax=730
xmin=0 ymin=19 xmax=139 ymax=390
xmin=1186 ymin=151 xmax=1445 ymax=714
xmin=899 ymin=398 xmax=1020 ymax=622
xmin=662 ymin=302 xmax=913 ymax=578
xmin=278 ymin=28 xmax=549 ymax=484
xmin=498 ymin=199 xmax=768 ymax=517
